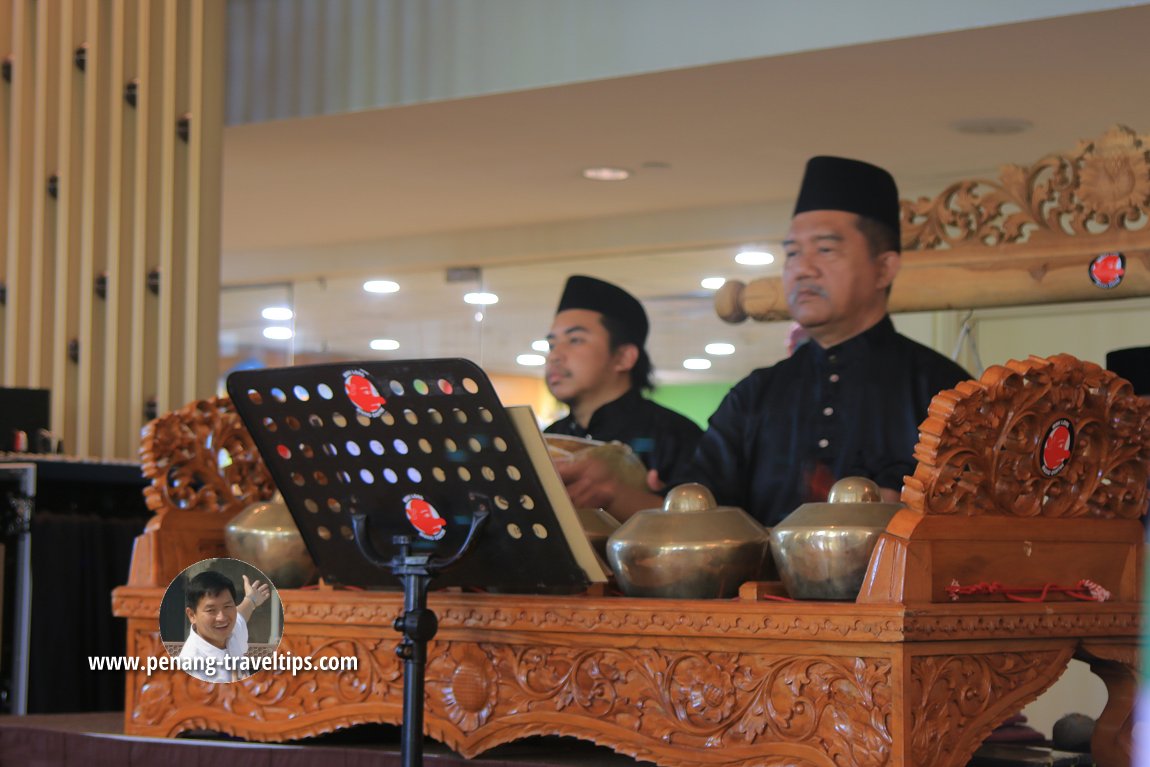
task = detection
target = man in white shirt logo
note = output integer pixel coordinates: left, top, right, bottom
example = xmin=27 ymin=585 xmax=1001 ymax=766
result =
xmin=177 ymin=569 xmax=271 ymax=683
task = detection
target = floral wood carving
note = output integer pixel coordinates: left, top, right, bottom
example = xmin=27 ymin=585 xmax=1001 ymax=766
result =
xmin=902 ymin=125 xmax=1150 ymax=249
xmin=910 ymin=649 xmax=1075 ymax=767
xmin=425 ymin=642 xmax=892 ymax=767
xmin=903 ymin=353 xmax=1149 ymax=518
xmin=139 ymin=396 xmax=274 ymax=518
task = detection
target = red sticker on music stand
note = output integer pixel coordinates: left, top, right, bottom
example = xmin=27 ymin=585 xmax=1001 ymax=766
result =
xmin=342 ymin=369 xmax=386 ymax=417
xmin=1040 ymin=418 xmax=1073 ymax=477
xmin=403 ymin=494 xmax=447 ymax=541
xmin=1089 ymin=252 xmax=1125 ymax=289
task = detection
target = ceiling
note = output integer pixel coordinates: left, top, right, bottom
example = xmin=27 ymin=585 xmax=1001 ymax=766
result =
xmin=218 ymin=5 xmax=1150 ymax=385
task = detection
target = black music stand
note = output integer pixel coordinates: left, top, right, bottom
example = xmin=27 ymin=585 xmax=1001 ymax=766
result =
xmin=227 ymin=359 xmax=603 ymax=767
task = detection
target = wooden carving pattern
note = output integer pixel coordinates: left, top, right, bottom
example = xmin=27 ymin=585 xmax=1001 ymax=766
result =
xmin=903 ymin=125 xmax=1150 ymax=249
xmin=426 ymin=642 xmax=892 ymax=767
xmin=910 ymin=650 xmax=1073 ymax=767
xmin=904 ymin=353 xmax=1149 ymax=518
xmin=139 ymin=396 xmax=274 ymax=517
xmin=128 ymin=628 xmax=403 ymax=736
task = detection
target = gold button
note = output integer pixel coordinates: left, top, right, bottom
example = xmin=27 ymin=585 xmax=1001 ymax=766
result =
xmin=829 ymin=374 xmax=840 ymax=383
xmin=823 ymin=407 xmax=834 ymax=416
xmin=818 ymin=438 xmax=829 ymax=448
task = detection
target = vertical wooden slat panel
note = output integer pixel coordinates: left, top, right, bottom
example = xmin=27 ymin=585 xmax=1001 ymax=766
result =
xmin=50 ymin=0 xmax=85 ymax=446
xmin=153 ymin=0 xmax=178 ymax=415
xmin=185 ymin=0 xmax=223 ymax=402
xmin=28 ymin=0 xmax=60 ymax=388
xmin=78 ymin=0 xmax=112 ymax=456
xmin=0 ymin=0 xmax=13 ymax=365
xmin=3 ymin=0 xmax=35 ymax=388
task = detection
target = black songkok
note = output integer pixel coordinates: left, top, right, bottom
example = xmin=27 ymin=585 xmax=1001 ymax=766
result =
xmin=793 ymin=155 xmax=901 ymax=251
xmin=556 ymin=275 xmax=648 ymax=347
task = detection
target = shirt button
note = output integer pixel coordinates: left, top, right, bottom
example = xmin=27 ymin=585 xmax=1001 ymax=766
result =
xmin=829 ymin=373 xmax=840 ymax=383
xmin=823 ymin=407 xmax=834 ymax=416
xmin=828 ymin=354 xmax=838 ymax=363
xmin=818 ymin=438 xmax=829 ymax=448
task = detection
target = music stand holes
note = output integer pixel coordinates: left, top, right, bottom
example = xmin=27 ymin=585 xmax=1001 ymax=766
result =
xmin=308 ymin=414 xmax=324 ymax=428
xmin=299 ymin=444 xmax=315 ymax=459
xmin=271 ymin=387 xmax=287 ymax=403
xmin=444 ymin=438 xmax=458 ymax=453
xmin=478 ymin=407 xmax=493 ymax=423
xmin=317 ymin=526 xmax=332 ymax=541
xmin=507 ymin=465 xmax=521 ymax=480
xmin=467 ymin=438 xmax=483 ymax=453
xmin=276 ymin=444 xmax=291 ymax=460
xmin=437 ymin=379 xmax=453 ymax=395
xmin=418 ymin=438 xmax=432 ymax=454
xmin=520 ymin=494 xmax=535 ymax=510
xmin=404 ymin=409 xmax=418 ymax=425
xmin=382 ymin=411 xmax=396 ymax=426
xmin=304 ymin=499 xmax=319 ymax=514
xmin=322 ymin=442 xmax=338 ymax=457
xmin=462 ymin=378 xmax=479 ymax=394
xmin=247 ymin=389 xmax=263 ymax=405
xmin=290 ymin=472 xmax=305 ymax=487
xmin=383 ymin=468 xmax=399 ymax=484
xmin=332 ymin=413 xmax=348 ymax=428
xmin=316 ymin=383 xmax=334 ymax=400
xmin=293 ymin=385 xmax=310 ymax=401
xmin=313 ymin=471 xmax=330 ymax=486
xmin=494 ymin=496 xmax=510 ymax=510
xmin=357 ymin=413 xmax=373 ymax=428
xmin=369 ymin=439 xmax=385 ymax=455
xmin=427 ymin=408 xmax=443 ymax=424
xmin=407 ymin=467 xmax=422 ymax=483
xmin=432 ymin=467 xmax=446 ymax=482
xmin=453 ymin=409 xmax=468 ymax=424
xmin=458 ymin=467 xmax=471 ymax=482
xmin=336 ymin=470 xmax=351 ymax=484
xmin=507 ymin=523 xmax=523 ymax=539
xmin=285 ymin=416 xmax=301 ymax=431
xmin=346 ymin=440 xmax=362 ymax=457
xmin=532 ymin=523 xmax=548 ymax=539
xmin=413 ymin=379 xmax=430 ymax=395
xmin=481 ymin=466 xmax=495 ymax=481
xmin=493 ymin=436 xmax=507 ymax=452
xmin=340 ymin=525 xmax=354 ymax=541
xmin=393 ymin=439 xmax=409 ymax=455
xmin=327 ymin=498 xmax=341 ymax=513
xmin=359 ymin=468 xmax=375 ymax=484
xmin=262 ymin=417 xmax=277 ymax=433
xmin=389 ymin=380 xmax=405 ymax=396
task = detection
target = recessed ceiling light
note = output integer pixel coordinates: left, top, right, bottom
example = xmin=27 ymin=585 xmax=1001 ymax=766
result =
xmin=261 ymin=306 xmax=293 ymax=321
xmin=531 ymin=339 xmax=550 ymax=353
xmin=683 ymin=358 xmax=712 ymax=370
xmin=951 ymin=117 xmax=1033 ymax=136
xmin=735 ymin=250 xmax=774 ymax=266
xmin=363 ymin=279 xmax=400 ymax=293
xmin=262 ymin=326 xmax=293 ymax=340
xmin=700 ymin=277 xmax=726 ymax=290
xmin=582 ymin=166 xmax=631 ymax=181
xmin=705 ymin=342 xmax=735 ymax=355
xmin=370 ymin=338 xmax=400 ymax=351
xmin=464 ymin=292 xmax=499 ymax=305
xmin=517 ymin=354 xmax=546 ymax=367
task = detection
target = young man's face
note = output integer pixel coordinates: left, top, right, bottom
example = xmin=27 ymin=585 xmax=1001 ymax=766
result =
xmin=782 ymin=209 xmax=899 ymax=347
xmin=545 ymin=309 xmax=629 ymax=406
xmin=186 ymin=590 xmax=237 ymax=650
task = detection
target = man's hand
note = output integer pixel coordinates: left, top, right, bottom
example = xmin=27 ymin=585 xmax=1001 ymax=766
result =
xmin=243 ymin=573 xmax=271 ymax=608
xmin=556 ymin=455 xmax=661 ymax=522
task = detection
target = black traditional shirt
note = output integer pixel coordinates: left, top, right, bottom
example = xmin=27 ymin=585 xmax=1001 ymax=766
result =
xmin=545 ymin=389 xmax=703 ymax=482
xmin=677 ymin=316 xmax=970 ymax=527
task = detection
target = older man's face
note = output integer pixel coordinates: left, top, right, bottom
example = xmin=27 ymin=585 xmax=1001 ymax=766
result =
xmin=782 ymin=210 xmax=898 ymax=347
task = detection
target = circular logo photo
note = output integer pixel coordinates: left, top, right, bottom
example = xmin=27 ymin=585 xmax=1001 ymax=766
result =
xmin=159 ymin=557 xmax=284 ymax=683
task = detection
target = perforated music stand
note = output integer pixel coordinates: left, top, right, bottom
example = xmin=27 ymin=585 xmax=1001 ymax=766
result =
xmin=227 ymin=358 xmax=600 ymax=767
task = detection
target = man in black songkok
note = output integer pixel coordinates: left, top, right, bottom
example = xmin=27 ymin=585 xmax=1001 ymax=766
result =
xmin=544 ymin=276 xmax=701 ymax=501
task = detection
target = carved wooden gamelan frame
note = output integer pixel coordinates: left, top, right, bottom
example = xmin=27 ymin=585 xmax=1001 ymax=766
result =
xmin=114 ymin=130 xmax=1149 ymax=767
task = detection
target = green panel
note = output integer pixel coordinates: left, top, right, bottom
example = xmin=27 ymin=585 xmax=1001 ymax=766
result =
xmin=649 ymin=382 xmax=734 ymax=429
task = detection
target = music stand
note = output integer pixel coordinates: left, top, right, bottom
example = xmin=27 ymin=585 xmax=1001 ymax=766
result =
xmin=227 ymin=358 xmax=604 ymax=767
